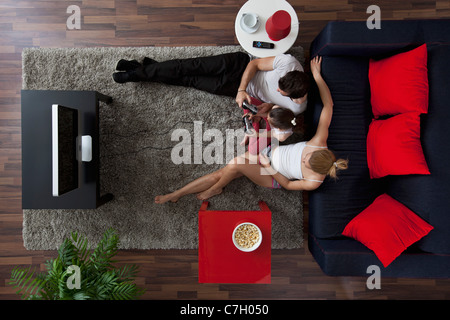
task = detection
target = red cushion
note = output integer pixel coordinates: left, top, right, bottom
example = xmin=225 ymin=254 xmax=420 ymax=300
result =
xmin=369 ymin=44 xmax=429 ymax=117
xmin=342 ymin=194 xmax=434 ymax=267
xmin=367 ymin=112 xmax=430 ymax=179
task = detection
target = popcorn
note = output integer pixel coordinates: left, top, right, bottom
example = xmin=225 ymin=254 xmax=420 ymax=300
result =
xmin=234 ymin=224 xmax=260 ymax=249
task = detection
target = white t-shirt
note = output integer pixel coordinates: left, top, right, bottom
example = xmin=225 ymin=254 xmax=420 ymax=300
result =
xmin=246 ymin=54 xmax=307 ymax=115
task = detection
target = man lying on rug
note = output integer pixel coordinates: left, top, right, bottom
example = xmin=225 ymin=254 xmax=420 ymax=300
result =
xmin=112 ymin=52 xmax=309 ymax=117
xmin=154 ymin=56 xmax=348 ymax=204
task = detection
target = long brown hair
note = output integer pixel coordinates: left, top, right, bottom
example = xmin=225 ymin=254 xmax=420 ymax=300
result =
xmin=309 ymin=149 xmax=348 ymax=179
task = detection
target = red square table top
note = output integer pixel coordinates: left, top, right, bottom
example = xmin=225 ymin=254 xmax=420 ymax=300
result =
xmin=198 ymin=201 xmax=271 ymax=284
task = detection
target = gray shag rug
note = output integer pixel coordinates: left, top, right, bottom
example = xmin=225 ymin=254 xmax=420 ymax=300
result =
xmin=22 ymin=45 xmax=305 ymax=250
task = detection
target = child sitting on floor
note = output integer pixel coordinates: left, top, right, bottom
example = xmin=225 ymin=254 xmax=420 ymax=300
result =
xmin=242 ymin=98 xmax=303 ymax=155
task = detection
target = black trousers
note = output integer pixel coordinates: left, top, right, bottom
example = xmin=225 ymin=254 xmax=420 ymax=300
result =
xmin=135 ymin=52 xmax=250 ymax=97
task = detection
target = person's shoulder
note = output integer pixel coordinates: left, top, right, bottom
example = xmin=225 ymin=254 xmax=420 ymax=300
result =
xmin=275 ymin=53 xmax=299 ymax=62
xmin=274 ymin=54 xmax=301 ymax=69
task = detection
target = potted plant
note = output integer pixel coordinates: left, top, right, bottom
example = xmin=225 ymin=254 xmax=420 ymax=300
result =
xmin=9 ymin=228 xmax=145 ymax=300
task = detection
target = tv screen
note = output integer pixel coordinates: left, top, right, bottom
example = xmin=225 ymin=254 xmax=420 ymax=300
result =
xmin=52 ymin=104 xmax=79 ymax=196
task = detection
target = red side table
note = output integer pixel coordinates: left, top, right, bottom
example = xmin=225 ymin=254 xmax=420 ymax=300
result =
xmin=198 ymin=201 xmax=271 ymax=284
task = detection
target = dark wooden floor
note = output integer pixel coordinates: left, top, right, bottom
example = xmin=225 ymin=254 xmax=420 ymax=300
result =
xmin=1 ymin=0 xmax=450 ymax=301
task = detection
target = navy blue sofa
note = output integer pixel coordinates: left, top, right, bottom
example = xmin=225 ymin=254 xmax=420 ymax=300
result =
xmin=306 ymin=19 xmax=450 ymax=278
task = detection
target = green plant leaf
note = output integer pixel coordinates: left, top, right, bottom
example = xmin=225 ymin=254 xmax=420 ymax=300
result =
xmin=90 ymin=228 xmax=119 ymax=272
xmin=8 ymin=266 xmax=46 ymax=300
xmin=9 ymin=228 xmax=145 ymax=300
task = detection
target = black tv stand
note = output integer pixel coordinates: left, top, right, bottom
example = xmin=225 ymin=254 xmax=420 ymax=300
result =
xmin=22 ymin=90 xmax=113 ymax=209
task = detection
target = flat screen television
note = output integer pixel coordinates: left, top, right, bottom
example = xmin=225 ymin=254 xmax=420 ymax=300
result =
xmin=52 ymin=104 xmax=91 ymax=197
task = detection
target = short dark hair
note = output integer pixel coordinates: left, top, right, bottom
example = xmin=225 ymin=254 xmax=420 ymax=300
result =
xmin=278 ymin=70 xmax=310 ymax=99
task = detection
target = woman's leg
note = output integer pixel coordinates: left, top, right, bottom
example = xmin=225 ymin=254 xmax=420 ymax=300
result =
xmin=196 ymin=154 xmax=273 ymax=200
xmin=154 ymin=168 xmax=225 ymax=204
xmin=155 ymin=152 xmax=274 ymax=203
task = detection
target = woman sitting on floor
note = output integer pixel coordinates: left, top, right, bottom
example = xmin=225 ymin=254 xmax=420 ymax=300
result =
xmin=155 ymin=56 xmax=348 ymax=204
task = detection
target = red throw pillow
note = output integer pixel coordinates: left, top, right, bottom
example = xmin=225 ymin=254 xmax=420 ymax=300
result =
xmin=342 ymin=194 xmax=433 ymax=267
xmin=369 ymin=44 xmax=429 ymax=117
xmin=367 ymin=112 xmax=430 ymax=179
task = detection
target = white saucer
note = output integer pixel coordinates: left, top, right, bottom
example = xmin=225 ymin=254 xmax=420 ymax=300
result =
xmin=240 ymin=14 xmax=260 ymax=34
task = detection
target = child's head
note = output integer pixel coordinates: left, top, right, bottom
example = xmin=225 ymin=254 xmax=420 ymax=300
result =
xmin=267 ymin=106 xmax=299 ymax=131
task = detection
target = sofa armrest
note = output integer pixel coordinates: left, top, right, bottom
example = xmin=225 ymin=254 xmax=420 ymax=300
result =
xmin=311 ymin=19 xmax=450 ymax=58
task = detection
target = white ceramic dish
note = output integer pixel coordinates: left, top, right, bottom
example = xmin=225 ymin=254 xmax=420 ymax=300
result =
xmin=232 ymin=222 xmax=262 ymax=252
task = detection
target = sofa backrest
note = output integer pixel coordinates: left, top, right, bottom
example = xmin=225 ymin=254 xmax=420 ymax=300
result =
xmin=311 ymin=19 xmax=450 ymax=58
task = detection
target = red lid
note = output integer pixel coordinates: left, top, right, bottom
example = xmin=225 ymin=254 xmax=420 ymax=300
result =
xmin=265 ymin=10 xmax=291 ymax=41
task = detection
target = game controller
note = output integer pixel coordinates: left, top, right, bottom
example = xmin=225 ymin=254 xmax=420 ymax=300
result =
xmin=243 ymin=114 xmax=255 ymax=134
xmin=242 ymin=101 xmax=258 ymax=114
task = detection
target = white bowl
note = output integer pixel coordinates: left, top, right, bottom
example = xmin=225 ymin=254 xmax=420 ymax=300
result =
xmin=232 ymin=222 xmax=262 ymax=252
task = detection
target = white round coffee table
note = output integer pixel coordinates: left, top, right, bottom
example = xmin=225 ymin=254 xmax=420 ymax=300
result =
xmin=234 ymin=0 xmax=299 ymax=58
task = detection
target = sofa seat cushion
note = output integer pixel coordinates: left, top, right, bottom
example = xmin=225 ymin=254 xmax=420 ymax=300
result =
xmin=308 ymin=56 xmax=384 ymax=239
xmin=308 ymin=233 xmax=450 ymax=277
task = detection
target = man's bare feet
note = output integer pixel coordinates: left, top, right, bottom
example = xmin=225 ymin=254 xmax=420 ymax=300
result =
xmin=154 ymin=192 xmax=180 ymax=204
xmin=196 ymin=188 xmax=223 ymax=200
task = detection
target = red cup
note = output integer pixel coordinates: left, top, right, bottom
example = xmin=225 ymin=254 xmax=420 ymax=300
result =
xmin=265 ymin=10 xmax=291 ymax=41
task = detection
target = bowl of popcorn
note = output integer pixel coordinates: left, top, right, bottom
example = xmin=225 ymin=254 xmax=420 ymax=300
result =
xmin=232 ymin=222 xmax=262 ymax=252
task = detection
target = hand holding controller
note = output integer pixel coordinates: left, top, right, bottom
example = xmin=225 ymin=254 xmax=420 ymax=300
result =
xmin=242 ymin=101 xmax=258 ymax=114
xmin=242 ymin=114 xmax=255 ymax=134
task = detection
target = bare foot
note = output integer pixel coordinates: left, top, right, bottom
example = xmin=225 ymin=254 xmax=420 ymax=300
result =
xmin=196 ymin=188 xmax=223 ymax=200
xmin=154 ymin=192 xmax=180 ymax=204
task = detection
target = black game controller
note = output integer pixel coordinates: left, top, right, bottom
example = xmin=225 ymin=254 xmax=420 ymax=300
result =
xmin=242 ymin=114 xmax=255 ymax=134
xmin=242 ymin=101 xmax=258 ymax=114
